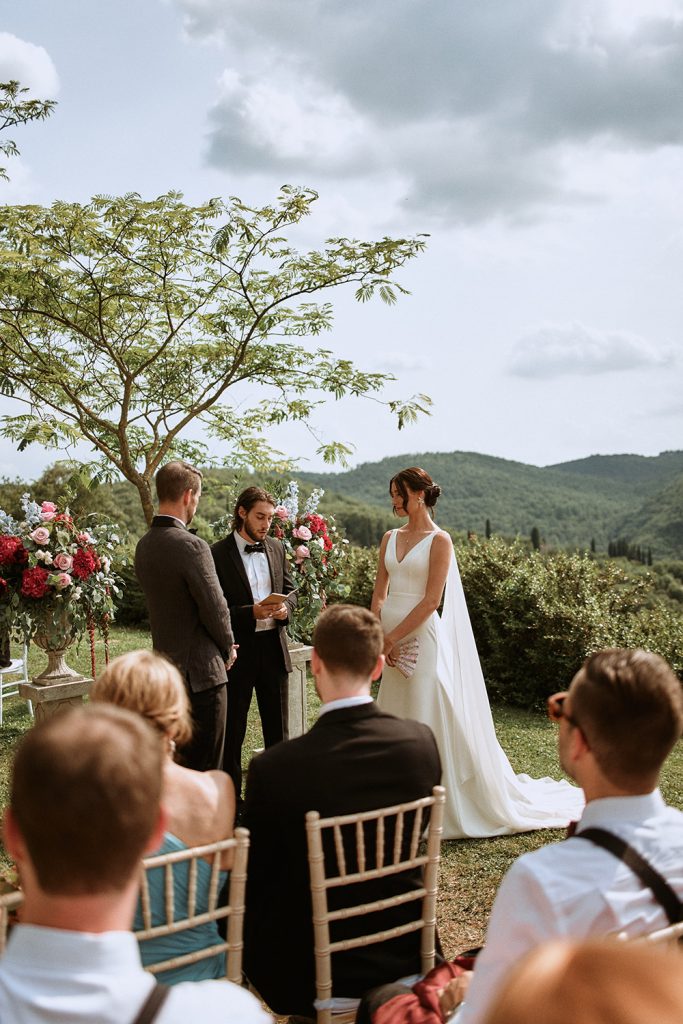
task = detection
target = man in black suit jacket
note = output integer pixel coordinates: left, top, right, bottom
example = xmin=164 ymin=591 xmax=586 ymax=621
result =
xmin=135 ymin=461 xmax=236 ymax=771
xmin=242 ymin=604 xmax=442 ymax=1017
xmin=211 ymin=486 xmax=297 ymax=799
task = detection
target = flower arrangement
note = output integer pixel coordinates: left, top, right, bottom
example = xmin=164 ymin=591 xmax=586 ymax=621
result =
xmin=0 ymin=495 xmax=121 ymax=670
xmin=271 ymin=482 xmax=349 ymax=642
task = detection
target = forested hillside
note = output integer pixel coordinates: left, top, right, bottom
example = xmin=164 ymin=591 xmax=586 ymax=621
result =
xmin=1 ymin=449 xmax=682 ymax=558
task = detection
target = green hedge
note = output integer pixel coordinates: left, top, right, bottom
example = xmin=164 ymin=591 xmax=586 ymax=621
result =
xmin=456 ymin=537 xmax=683 ymax=707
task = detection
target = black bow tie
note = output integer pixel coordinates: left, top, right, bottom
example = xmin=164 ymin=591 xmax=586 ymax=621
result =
xmin=245 ymin=542 xmax=265 ymax=554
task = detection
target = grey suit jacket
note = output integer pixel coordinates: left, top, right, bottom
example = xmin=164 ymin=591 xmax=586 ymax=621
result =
xmin=135 ymin=516 xmax=234 ymax=693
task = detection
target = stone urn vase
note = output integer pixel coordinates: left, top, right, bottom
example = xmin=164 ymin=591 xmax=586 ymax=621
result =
xmin=31 ymin=607 xmax=86 ymax=686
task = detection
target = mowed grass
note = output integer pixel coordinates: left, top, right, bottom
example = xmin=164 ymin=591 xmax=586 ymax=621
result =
xmin=0 ymin=627 xmax=681 ymax=956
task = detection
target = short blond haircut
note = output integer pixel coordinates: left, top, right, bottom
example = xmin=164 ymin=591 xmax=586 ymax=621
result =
xmin=484 ymin=939 xmax=683 ymax=1024
xmin=91 ymin=649 xmax=193 ymax=748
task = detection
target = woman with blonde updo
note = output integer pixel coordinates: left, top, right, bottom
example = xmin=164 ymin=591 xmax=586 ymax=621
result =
xmin=91 ymin=649 xmax=235 ymax=983
xmin=372 ymin=466 xmax=583 ymax=839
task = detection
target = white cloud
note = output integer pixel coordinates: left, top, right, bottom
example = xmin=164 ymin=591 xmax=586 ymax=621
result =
xmin=0 ymin=32 xmax=59 ymax=97
xmin=177 ymin=0 xmax=683 ymax=224
xmin=508 ymin=322 xmax=675 ymax=378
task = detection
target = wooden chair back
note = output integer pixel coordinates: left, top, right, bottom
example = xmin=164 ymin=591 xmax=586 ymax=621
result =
xmin=0 ymin=644 xmax=31 ymax=725
xmin=305 ymin=785 xmax=446 ymax=1024
xmin=0 ymin=890 xmax=23 ymax=955
xmin=136 ymin=827 xmax=249 ymax=984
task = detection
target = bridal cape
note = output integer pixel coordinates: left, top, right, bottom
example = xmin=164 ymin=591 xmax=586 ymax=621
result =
xmin=377 ymin=531 xmax=584 ymax=839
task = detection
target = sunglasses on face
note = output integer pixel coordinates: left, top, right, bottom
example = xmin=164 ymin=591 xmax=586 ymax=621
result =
xmin=547 ymin=691 xmax=579 ymax=727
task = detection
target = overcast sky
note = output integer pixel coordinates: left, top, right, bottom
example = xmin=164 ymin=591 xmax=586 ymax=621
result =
xmin=1 ymin=0 xmax=682 ymax=480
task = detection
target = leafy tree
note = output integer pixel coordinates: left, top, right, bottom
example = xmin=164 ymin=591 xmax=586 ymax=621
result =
xmin=530 ymin=525 xmax=541 ymax=550
xmin=485 ymin=517 xmax=491 ymax=539
xmin=0 ymin=80 xmax=56 ymax=181
xmin=0 ymin=187 xmax=430 ymax=524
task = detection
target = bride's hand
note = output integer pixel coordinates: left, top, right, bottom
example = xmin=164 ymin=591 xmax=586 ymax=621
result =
xmin=383 ymin=635 xmax=397 ymax=664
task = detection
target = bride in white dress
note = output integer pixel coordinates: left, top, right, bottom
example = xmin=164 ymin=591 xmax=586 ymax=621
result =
xmin=372 ymin=467 xmax=584 ymax=840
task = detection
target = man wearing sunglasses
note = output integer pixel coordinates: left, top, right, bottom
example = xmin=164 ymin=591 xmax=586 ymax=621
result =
xmin=448 ymin=647 xmax=683 ymax=1024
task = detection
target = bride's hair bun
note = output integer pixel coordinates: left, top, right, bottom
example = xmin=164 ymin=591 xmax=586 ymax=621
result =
xmin=389 ymin=467 xmax=442 ymax=511
xmin=425 ymin=483 xmax=441 ymax=507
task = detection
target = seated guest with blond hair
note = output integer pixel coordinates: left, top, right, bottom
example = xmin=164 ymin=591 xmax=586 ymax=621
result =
xmin=91 ymin=649 xmax=236 ymax=983
xmin=0 ymin=704 xmax=269 ymax=1023
xmin=483 ymin=939 xmax=683 ymax=1024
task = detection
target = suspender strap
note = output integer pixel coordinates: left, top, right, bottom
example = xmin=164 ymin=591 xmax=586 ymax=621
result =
xmin=131 ymin=983 xmax=170 ymax=1024
xmin=576 ymin=827 xmax=682 ymax=925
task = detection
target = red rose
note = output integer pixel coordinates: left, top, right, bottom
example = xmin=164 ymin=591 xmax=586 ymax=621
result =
xmin=72 ymin=547 xmax=100 ymax=580
xmin=54 ymin=513 xmax=73 ymax=525
xmin=0 ymin=535 xmax=27 ymax=566
xmin=273 ymin=526 xmax=284 ymax=539
xmin=21 ymin=566 xmax=50 ymax=599
xmin=305 ymin=514 xmax=326 ymax=534
xmin=323 ymin=535 xmax=333 ymax=551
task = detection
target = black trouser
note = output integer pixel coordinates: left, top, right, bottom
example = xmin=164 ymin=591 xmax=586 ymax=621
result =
xmin=183 ymin=681 xmax=228 ymax=772
xmin=223 ymin=630 xmax=289 ymax=799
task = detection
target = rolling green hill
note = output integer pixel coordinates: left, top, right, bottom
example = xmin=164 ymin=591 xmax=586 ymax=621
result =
xmin=298 ymin=449 xmax=683 ymax=558
xmin=1 ymin=449 xmax=682 ymax=559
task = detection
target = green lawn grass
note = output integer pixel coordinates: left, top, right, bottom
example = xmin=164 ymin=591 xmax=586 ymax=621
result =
xmin=1 ymin=627 xmax=681 ymax=956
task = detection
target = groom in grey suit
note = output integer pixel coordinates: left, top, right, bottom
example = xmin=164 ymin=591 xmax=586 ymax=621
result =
xmin=135 ymin=461 xmax=236 ymax=771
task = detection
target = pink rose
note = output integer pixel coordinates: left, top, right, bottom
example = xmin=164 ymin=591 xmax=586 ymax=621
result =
xmin=30 ymin=527 xmax=50 ymax=545
xmin=274 ymin=506 xmax=289 ymax=521
xmin=77 ymin=532 xmax=93 ymax=545
xmin=40 ymin=501 xmax=57 ymax=521
xmin=53 ymin=552 xmax=73 ymax=571
xmin=293 ymin=525 xmax=312 ymax=541
xmin=295 ymin=544 xmax=310 ymax=563
xmin=52 ymin=572 xmax=72 ymax=590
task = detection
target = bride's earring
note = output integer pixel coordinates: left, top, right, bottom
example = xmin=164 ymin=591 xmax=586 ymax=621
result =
xmin=417 ymin=497 xmax=425 ymax=506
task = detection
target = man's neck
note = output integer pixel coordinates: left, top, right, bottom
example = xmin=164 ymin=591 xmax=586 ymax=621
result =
xmin=20 ymin=884 xmax=138 ymax=934
xmin=157 ymin=503 xmax=187 ymax=525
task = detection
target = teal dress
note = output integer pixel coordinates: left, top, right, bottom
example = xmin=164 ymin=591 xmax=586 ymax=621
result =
xmin=134 ymin=832 xmax=228 ymax=984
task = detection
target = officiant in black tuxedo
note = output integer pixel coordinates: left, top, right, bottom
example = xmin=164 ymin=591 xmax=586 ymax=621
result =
xmin=211 ymin=486 xmax=297 ymax=799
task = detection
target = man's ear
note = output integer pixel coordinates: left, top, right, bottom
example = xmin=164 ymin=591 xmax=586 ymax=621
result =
xmin=371 ymin=654 xmax=385 ymax=682
xmin=144 ymin=804 xmax=168 ymax=855
xmin=311 ymin=649 xmax=322 ymax=677
xmin=3 ymin=808 xmax=24 ymax=864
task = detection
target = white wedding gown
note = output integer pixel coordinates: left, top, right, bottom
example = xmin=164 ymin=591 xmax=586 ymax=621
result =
xmin=377 ymin=530 xmax=584 ymax=839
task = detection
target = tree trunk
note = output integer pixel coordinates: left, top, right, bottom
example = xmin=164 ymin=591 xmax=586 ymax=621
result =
xmin=135 ymin=477 xmax=155 ymax=527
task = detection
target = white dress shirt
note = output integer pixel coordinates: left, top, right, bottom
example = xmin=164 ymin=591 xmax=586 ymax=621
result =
xmin=234 ymin=531 xmax=275 ymax=632
xmin=318 ymin=695 xmax=374 ymax=717
xmin=458 ymin=789 xmax=683 ymax=1024
xmin=0 ymin=925 xmax=271 ymax=1024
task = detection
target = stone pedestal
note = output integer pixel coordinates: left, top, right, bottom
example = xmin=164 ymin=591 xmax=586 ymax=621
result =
xmin=19 ymin=676 xmax=93 ymax=724
xmin=286 ymin=643 xmax=313 ymax=739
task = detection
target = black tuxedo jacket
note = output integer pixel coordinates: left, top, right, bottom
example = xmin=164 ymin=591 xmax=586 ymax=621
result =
xmin=134 ymin=517 xmax=234 ymax=693
xmin=242 ymin=702 xmax=442 ymax=1016
xmin=210 ymin=533 xmax=297 ymax=672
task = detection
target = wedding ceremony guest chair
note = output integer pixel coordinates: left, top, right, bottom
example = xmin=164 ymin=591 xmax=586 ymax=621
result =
xmin=0 ymin=890 xmax=23 ymax=954
xmin=306 ymin=785 xmax=446 ymax=1024
xmin=0 ymin=644 xmax=32 ymax=726
xmin=135 ymin=828 xmax=249 ymax=984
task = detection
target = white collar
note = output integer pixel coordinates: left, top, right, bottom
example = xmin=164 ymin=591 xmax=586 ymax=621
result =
xmin=3 ymin=925 xmax=142 ymax=973
xmin=578 ymin=790 xmax=665 ymax=829
xmin=319 ymin=695 xmax=374 ymax=717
